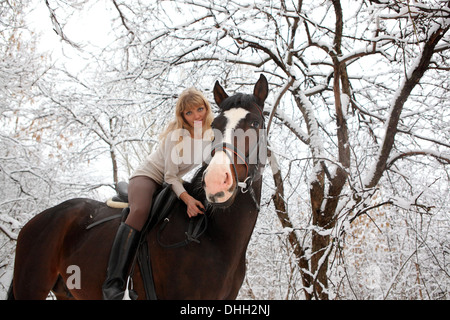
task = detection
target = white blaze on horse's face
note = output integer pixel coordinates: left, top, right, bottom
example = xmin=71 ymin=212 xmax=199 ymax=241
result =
xmin=204 ymin=108 xmax=249 ymax=204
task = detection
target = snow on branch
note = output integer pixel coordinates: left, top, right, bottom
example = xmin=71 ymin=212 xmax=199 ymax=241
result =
xmin=387 ymin=150 xmax=450 ymax=168
xmin=364 ymin=16 xmax=450 ymax=189
xmin=293 ymin=89 xmax=325 ymax=159
xmin=272 ymin=108 xmax=309 ymax=145
xmin=45 ymin=0 xmax=82 ymax=49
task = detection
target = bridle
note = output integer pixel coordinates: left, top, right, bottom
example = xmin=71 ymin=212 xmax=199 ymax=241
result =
xmin=202 ymin=104 xmax=266 ymax=210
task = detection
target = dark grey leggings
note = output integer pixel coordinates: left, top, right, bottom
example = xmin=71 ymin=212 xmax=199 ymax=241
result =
xmin=126 ymin=176 xmax=161 ymax=231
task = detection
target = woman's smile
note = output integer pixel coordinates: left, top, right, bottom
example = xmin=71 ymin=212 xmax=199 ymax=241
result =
xmin=183 ymin=105 xmax=207 ymax=128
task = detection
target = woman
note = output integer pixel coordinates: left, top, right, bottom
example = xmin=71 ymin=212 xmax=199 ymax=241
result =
xmin=103 ymin=88 xmax=214 ymax=300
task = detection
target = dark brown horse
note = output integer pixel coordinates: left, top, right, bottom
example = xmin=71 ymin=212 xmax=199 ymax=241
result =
xmin=8 ymin=75 xmax=269 ymax=300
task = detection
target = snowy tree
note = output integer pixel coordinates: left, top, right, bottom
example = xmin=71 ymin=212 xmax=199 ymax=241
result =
xmin=0 ymin=0 xmax=51 ymax=292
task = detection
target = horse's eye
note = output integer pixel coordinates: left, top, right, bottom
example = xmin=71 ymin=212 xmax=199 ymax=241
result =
xmin=251 ymin=121 xmax=260 ymax=129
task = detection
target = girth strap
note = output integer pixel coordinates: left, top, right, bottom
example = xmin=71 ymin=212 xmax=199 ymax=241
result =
xmin=86 ymin=183 xmax=210 ymax=300
xmin=86 ymin=214 xmax=122 ymax=230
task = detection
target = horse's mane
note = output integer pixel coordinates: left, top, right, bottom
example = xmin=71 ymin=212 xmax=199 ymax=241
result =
xmin=219 ymin=93 xmax=258 ymax=112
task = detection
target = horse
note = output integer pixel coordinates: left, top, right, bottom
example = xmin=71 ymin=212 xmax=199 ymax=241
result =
xmin=7 ymin=74 xmax=269 ymax=300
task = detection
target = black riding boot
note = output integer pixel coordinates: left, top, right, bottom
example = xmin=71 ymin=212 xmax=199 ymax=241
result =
xmin=102 ymin=222 xmax=140 ymax=300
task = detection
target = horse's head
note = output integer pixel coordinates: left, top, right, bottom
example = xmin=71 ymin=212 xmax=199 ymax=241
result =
xmin=202 ymin=75 xmax=268 ymax=208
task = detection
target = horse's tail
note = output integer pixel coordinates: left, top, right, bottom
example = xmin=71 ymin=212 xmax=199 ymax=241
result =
xmin=6 ymin=279 xmax=15 ymax=300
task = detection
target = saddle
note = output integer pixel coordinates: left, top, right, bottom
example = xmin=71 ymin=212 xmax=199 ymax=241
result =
xmin=110 ymin=181 xmax=130 ymax=203
xmin=89 ymin=181 xmax=207 ymax=300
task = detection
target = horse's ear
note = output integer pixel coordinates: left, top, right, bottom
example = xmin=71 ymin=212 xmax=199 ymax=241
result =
xmin=253 ymin=74 xmax=268 ymax=105
xmin=213 ymin=80 xmax=229 ymax=107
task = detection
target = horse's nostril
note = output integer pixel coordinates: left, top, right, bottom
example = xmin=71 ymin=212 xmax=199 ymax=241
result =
xmin=202 ymin=170 xmax=208 ymax=186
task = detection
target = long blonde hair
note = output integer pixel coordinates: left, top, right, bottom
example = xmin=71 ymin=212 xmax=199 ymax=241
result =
xmin=159 ymin=87 xmax=214 ymax=142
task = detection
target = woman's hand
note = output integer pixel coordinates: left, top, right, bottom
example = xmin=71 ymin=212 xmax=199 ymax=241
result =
xmin=179 ymin=192 xmax=205 ymax=218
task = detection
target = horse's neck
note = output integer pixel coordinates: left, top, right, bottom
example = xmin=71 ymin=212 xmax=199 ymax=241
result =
xmin=185 ymin=166 xmax=207 ymax=199
xmin=188 ymin=166 xmax=262 ymax=250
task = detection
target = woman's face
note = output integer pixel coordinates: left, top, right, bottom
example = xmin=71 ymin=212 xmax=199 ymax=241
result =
xmin=182 ymin=104 xmax=207 ymax=128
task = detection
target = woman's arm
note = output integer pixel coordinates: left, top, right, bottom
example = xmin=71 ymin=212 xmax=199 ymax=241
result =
xmin=163 ymin=133 xmax=205 ymax=217
xmin=179 ymin=192 xmax=205 ymax=218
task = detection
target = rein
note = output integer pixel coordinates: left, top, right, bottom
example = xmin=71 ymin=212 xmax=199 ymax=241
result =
xmin=206 ymin=137 xmax=264 ymax=210
xmin=202 ymin=103 xmax=266 ymax=210
xmin=157 ymin=214 xmax=208 ymax=248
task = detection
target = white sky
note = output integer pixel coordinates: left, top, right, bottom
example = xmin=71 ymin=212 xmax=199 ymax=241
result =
xmin=26 ymin=1 xmax=114 ymax=72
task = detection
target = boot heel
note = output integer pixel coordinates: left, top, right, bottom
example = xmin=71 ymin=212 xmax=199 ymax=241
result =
xmin=102 ymin=222 xmax=140 ymax=300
